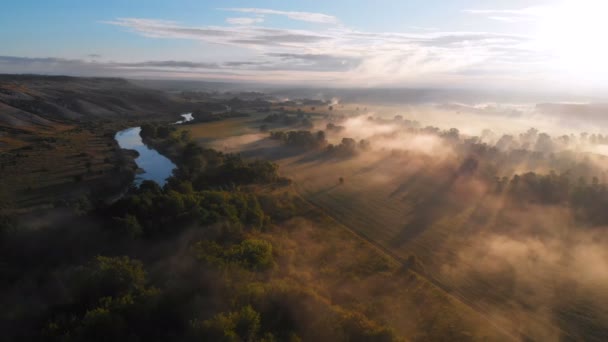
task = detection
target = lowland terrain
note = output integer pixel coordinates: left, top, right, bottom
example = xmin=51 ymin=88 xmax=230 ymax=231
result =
xmin=1 ymin=75 xmax=607 ymax=341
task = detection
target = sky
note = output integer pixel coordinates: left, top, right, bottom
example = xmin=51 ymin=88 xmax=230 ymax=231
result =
xmin=1 ymin=0 xmax=608 ymax=91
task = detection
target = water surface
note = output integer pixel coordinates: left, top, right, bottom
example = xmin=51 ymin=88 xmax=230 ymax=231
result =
xmin=175 ymin=112 xmax=193 ymax=124
xmin=115 ymin=127 xmax=176 ymax=186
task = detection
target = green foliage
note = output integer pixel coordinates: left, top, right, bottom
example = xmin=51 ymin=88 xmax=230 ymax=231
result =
xmin=232 ymin=279 xmax=397 ymax=342
xmin=112 ymin=214 xmax=143 ymax=239
xmin=258 ymin=192 xmax=298 ymax=222
xmin=230 ymin=239 xmax=273 ymax=270
xmin=110 ymin=185 xmax=270 ymax=238
xmin=76 ymin=256 xmax=147 ymax=300
xmin=270 ymin=130 xmax=326 ymax=149
xmin=193 ymin=238 xmax=274 ymax=270
xmin=339 ymin=311 xmax=396 ymax=342
xmin=191 ymin=305 xmax=261 ymax=342
xmin=156 ymin=126 xmax=170 ymax=138
xmin=140 ymin=123 xmax=156 ymax=138
xmin=44 ymin=256 xmax=162 ymax=342
xmin=497 ymin=171 xmax=608 ymax=224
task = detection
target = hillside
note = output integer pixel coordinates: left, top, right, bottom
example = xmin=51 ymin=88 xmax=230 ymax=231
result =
xmin=0 ymin=75 xmax=183 ymax=149
xmin=0 ymin=75 xmax=187 ymax=209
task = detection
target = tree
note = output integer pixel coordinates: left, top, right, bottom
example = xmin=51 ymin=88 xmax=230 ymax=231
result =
xmin=193 ymin=306 xmax=261 ymax=341
xmin=114 ymin=214 xmax=144 ymax=239
xmin=339 ymin=177 xmax=344 ymax=184
xmin=74 ymin=256 xmax=148 ymax=308
xmin=359 ymin=139 xmax=371 ymax=150
xmin=156 ymin=126 xmax=170 ymax=139
xmin=140 ymin=124 xmax=156 ymax=138
xmin=230 ymin=238 xmax=273 ymax=270
xmin=316 ymin=130 xmax=326 ymax=144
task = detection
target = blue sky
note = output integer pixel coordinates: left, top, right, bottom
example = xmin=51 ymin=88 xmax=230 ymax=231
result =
xmin=1 ymin=0 xmax=606 ymax=89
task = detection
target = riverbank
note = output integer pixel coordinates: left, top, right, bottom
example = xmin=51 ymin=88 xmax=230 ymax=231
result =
xmin=115 ymin=127 xmax=177 ymax=186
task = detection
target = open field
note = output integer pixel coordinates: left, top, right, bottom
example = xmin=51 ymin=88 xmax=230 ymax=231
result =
xmin=183 ymin=113 xmax=608 ymax=341
xmin=261 ymin=187 xmax=513 ymax=341
xmin=0 ymin=122 xmax=137 ymax=209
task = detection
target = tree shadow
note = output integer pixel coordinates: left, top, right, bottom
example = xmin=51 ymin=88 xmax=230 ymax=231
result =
xmin=388 ymin=169 xmax=427 ymax=198
xmin=390 ymin=157 xmax=479 ymax=247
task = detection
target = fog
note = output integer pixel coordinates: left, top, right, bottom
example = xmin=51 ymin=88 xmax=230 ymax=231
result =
xmin=204 ymin=97 xmax=608 ymax=340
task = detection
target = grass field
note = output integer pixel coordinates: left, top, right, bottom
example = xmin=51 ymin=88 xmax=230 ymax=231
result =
xmin=0 ymin=122 xmax=135 ymax=210
xmin=256 ymin=185 xmax=514 ymax=340
xmin=183 ymin=116 xmax=608 ymax=341
xmin=181 ymin=117 xmax=260 ymax=142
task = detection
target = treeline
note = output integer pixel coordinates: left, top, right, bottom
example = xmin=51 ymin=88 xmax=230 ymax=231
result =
xmin=261 ymin=112 xmax=314 ymax=130
xmin=36 ymin=252 xmax=396 ymax=341
xmin=269 ymin=130 xmax=326 ymax=149
xmin=269 ymin=130 xmax=371 ymax=157
xmin=495 ymin=171 xmax=608 ymax=224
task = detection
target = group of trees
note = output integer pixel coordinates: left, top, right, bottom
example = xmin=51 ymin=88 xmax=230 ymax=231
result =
xmin=495 ymin=171 xmax=608 ymax=225
xmin=107 ymin=126 xmax=295 ymax=239
xmin=269 ymin=129 xmax=372 ymax=158
xmin=25 ymin=123 xmax=399 ymax=341
xmin=269 ymin=130 xmax=327 ymax=149
xmin=109 ymin=180 xmax=270 ymax=238
xmin=326 ymin=123 xmax=345 ymax=132
xmin=326 ymin=137 xmax=371 ymax=156
xmin=263 ymin=113 xmax=313 ymax=129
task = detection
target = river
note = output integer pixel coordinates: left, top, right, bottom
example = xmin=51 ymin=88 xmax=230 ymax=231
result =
xmin=114 ymin=113 xmax=193 ymax=186
xmin=174 ymin=112 xmax=193 ymax=124
xmin=114 ymin=127 xmax=176 ymax=186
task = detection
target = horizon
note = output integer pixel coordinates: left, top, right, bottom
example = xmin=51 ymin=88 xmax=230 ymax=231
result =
xmin=4 ymin=3 xmax=608 ymax=340
xmin=2 ymin=0 xmax=608 ymax=94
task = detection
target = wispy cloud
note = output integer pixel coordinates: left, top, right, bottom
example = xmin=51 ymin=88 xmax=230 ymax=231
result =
xmin=105 ymin=18 xmax=332 ymax=47
xmin=221 ymin=8 xmax=339 ymax=24
xmin=226 ymin=17 xmax=264 ymax=26
xmin=99 ymin=16 xmax=539 ymax=86
xmin=463 ymin=6 xmax=550 ymax=23
xmin=0 ymin=56 xmax=220 ymax=73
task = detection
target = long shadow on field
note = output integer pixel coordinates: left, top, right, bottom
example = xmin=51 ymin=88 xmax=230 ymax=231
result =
xmin=293 ymin=150 xmax=357 ymax=165
xmin=308 ymin=184 xmax=340 ymax=198
xmin=238 ymin=139 xmax=305 ymax=161
xmin=351 ymin=155 xmax=397 ymax=177
xmin=388 ymin=168 xmax=428 ymax=199
xmin=390 ymin=157 xmax=478 ymax=248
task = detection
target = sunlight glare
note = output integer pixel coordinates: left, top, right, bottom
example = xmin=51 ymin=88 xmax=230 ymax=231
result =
xmin=536 ymin=0 xmax=608 ymax=81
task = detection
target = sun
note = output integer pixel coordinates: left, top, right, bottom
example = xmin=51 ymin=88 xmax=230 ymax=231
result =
xmin=535 ymin=0 xmax=608 ymax=81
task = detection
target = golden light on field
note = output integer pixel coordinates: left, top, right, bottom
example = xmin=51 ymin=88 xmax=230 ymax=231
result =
xmin=536 ymin=0 xmax=608 ymax=80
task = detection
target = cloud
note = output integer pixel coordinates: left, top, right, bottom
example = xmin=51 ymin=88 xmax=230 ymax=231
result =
xmin=96 ymin=16 xmax=544 ymax=85
xmin=13 ymin=8 xmax=553 ymax=86
xmin=0 ymin=56 xmax=223 ymax=75
xmin=463 ymin=6 xmax=550 ymax=23
xmin=105 ymin=18 xmax=331 ymax=47
xmin=0 ymin=55 xmax=268 ymax=82
xmin=221 ymin=8 xmax=338 ymax=24
xmin=226 ymin=17 xmax=264 ymax=26
xmin=266 ymin=53 xmax=362 ymax=71
xmin=116 ymin=60 xmax=219 ymax=69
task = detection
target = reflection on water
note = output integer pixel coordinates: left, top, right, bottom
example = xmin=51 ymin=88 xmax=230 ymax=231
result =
xmin=175 ymin=112 xmax=193 ymax=124
xmin=115 ymin=127 xmax=176 ymax=186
